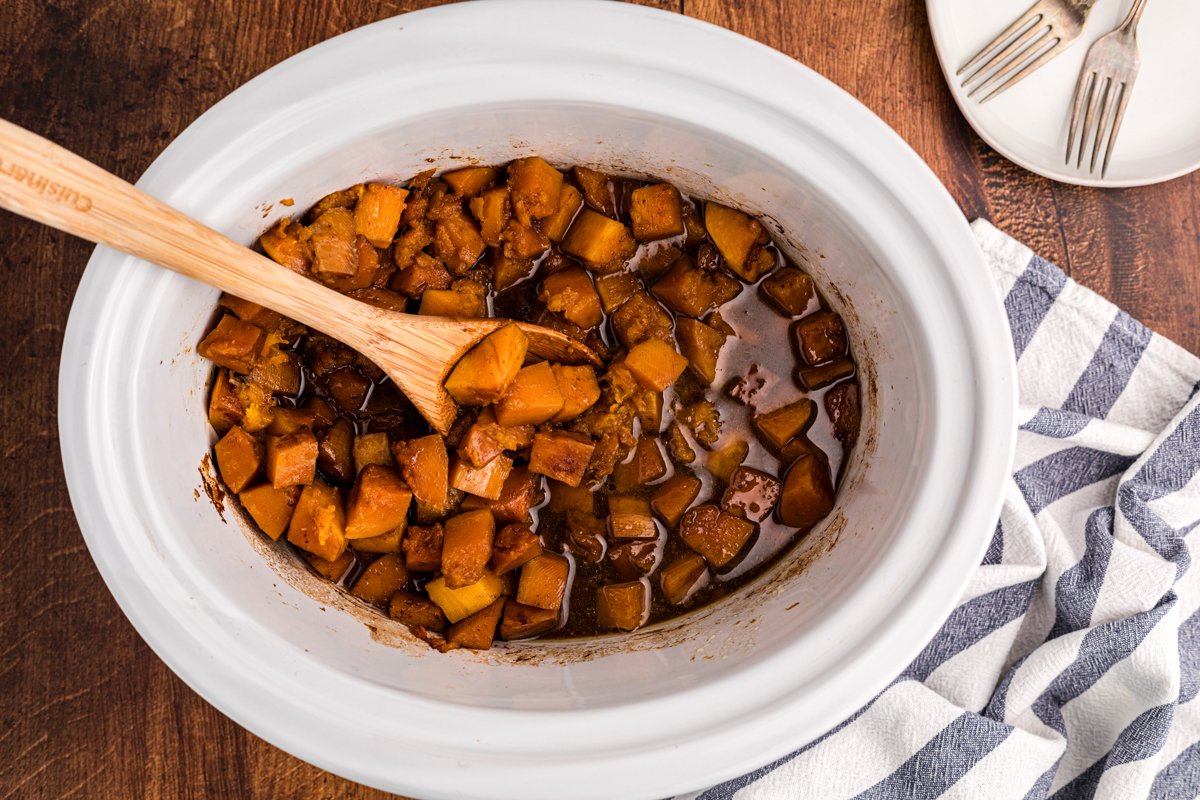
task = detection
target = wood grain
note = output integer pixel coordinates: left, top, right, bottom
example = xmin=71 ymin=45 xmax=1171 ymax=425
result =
xmin=1 ymin=0 xmax=1197 ymax=797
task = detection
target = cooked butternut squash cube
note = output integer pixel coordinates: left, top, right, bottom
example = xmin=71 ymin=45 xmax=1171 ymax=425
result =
xmin=287 ymin=480 xmax=347 ymax=562
xmin=704 ymin=202 xmax=770 ymax=281
xmin=468 ymin=185 xmax=512 ymax=246
xmin=393 ymin=435 xmax=449 ymax=509
xmin=664 ymin=421 xmax=696 ymax=464
xmin=441 ymin=508 xmax=496 ymax=589
xmin=234 ymin=380 xmax=275 ymax=434
xmin=539 ymin=267 xmax=602 ymax=329
xmin=630 ymin=183 xmax=685 ymax=242
xmin=266 ymin=408 xmax=316 ymax=437
xmin=208 ymin=369 xmax=244 ymax=436
xmin=550 ymin=364 xmax=601 ymax=423
xmin=402 ymin=523 xmax=444 ymax=571
xmin=316 ymin=419 xmax=354 ymax=483
xmin=634 ymin=390 xmax=664 ymax=434
xmin=571 ymin=165 xmax=616 ymax=217
xmin=324 ymin=367 xmax=370 ymax=415
xmin=760 ymin=267 xmax=818 ymax=317
xmin=344 ymin=465 xmax=412 ymax=539
xmin=392 ymin=252 xmax=453 ymax=298
xmin=489 ymin=249 xmax=536 ymax=291
xmin=494 ymin=362 xmax=565 ymax=426
xmin=516 ymin=553 xmax=570 ymax=610
xmin=721 ymin=466 xmax=782 ymax=523
xmin=565 ymin=510 xmax=607 ymax=563
xmin=198 ymin=314 xmax=266 ymax=374
xmin=595 ymin=581 xmax=649 ymax=631
xmin=611 ymin=435 xmax=667 ymax=492
xmin=547 ymin=479 xmax=595 ymax=514
xmin=304 ymin=548 xmax=356 ymax=583
xmin=350 ymin=517 xmax=407 ymax=554
xmin=447 ymin=596 xmax=506 ymax=650
xmin=706 ymin=439 xmax=748 ymax=483
xmin=442 ymin=166 xmax=500 ymax=199
xmin=259 ymin=219 xmax=312 ymax=275
xmin=778 ymin=454 xmax=836 ymax=528
xmin=795 ymin=310 xmax=848 ymax=366
xmin=561 ymin=209 xmax=638 ymax=273
xmin=353 ymin=432 xmax=394 ymax=473
xmin=499 ymin=219 xmax=550 ymax=259
xmin=611 ymin=292 xmax=674 ymax=349
xmin=500 ymin=602 xmax=559 ymax=640
xmin=214 ymin=426 xmax=264 ymax=493
xmin=595 ymin=271 xmax=640 ymax=314
xmin=419 ymin=286 xmax=487 ymax=318
xmin=221 ymin=294 xmax=282 ymax=330
xmin=350 ymin=552 xmax=409 ymax=606
xmin=608 ymin=496 xmax=657 ymax=539
xmin=489 ymin=523 xmax=543 ymax=575
xmin=238 ymin=482 xmax=302 ymax=540
xmin=652 ymin=256 xmax=714 ymax=318
xmin=752 ymin=398 xmax=818 ymax=452
xmin=528 ymin=430 xmax=595 ymax=487
xmin=676 ymin=318 xmax=728 ymax=386
xmin=508 ymin=156 xmax=563 ymax=223
xmin=248 ymin=350 xmax=301 ymax=396
xmin=797 ymin=357 xmax=855 ymax=391
xmin=426 ymin=570 xmax=503 ymax=623
xmin=460 ymin=467 xmax=542 ymax=525
xmin=433 ymin=209 xmax=487 ymax=275
xmin=659 ymin=553 xmax=708 ymax=605
xmin=650 ymin=472 xmax=702 ymax=527
xmin=390 ymin=589 xmax=448 ymax=632
xmin=679 ymin=505 xmax=755 ymax=568
xmin=625 ymin=339 xmax=689 ymax=392
xmin=309 ymin=207 xmax=359 ymax=276
xmin=308 ymin=184 xmax=364 ymax=219
xmin=266 ymin=427 xmax=317 ymax=488
xmin=444 ymin=323 xmax=530 ymax=406
xmin=539 ymin=183 xmax=584 ymax=242
xmin=825 ymin=380 xmax=861 ymax=450
xmin=449 ymin=453 xmax=513 ymax=501
xmin=354 ymin=183 xmax=409 ymax=248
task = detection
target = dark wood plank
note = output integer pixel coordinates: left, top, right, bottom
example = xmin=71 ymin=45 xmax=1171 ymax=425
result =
xmin=1 ymin=0 xmax=1197 ymax=797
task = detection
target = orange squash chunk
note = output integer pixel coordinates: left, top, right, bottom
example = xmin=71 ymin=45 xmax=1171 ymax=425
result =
xmin=508 ymin=156 xmax=563 ymax=223
xmin=198 ymin=314 xmax=266 ymax=374
xmin=345 ymin=465 xmax=413 ymax=539
xmin=608 ymin=495 xmax=657 ymax=539
xmin=607 ymin=539 xmax=661 ymax=581
xmin=469 ymin=185 xmax=511 ymax=246
xmin=238 ymin=483 xmax=302 ymax=541
xmin=214 ymin=425 xmax=264 ymax=493
xmin=304 ymin=548 xmax=356 ymax=583
xmin=500 ymin=602 xmax=559 ymax=640
xmin=516 ymin=553 xmax=570 ymax=610
xmin=489 ymin=249 xmax=536 ymax=291
xmin=402 ymin=523 xmax=444 ymax=572
xmin=528 ymin=430 xmax=595 ymax=487
xmin=488 ymin=523 xmax=543 ymax=575
xmin=676 ymin=318 xmax=728 ymax=386
xmin=391 ymin=252 xmax=453 ymax=298
xmin=679 ymin=505 xmax=755 ymax=568
xmin=309 ymin=184 xmax=364 ymax=219
xmin=595 ymin=271 xmax=640 ymax=314
xmin=208 ymin=369 xmax=244 ymax=436
xmin=449 ymin=453 xmax=513 ymax=501
xmin=432 ymin=208 xmax=486 ymax=275
xmin=443 ymin=166 xmax=501 ymax=198
xmin=247 ymin=350 xmax=302 ymax=396
xmin=266 ymin=407 xmax=316 ymax=437
xmin=795 ymin=310 xmax=848 ymax=366
xmin=460 ymin=467 xmax=542 ymax=525
xmin=778 ymin=454 xmax=836 ymax=529
xmin=659 ymin=553 xmax=708 ymax=605
xmin=390 ymin=589 xmax=448 ymax=632
xmin=635 ymin=390 xmax=664 ymax=433
xmin=220 ymin=294 xmax=282 ymax=330
xmin=560 ymin=209 xmax=638 ymax=273
xmin=446 ymin=596 xmax=506 ymax=650
xmin=797 ymin=357 xmax=855 ymax=391
xmin=752 ymin=398 xmax=818 ymax=452
xmin=539 ymin=267 xmax=603 ymax=329
xmin=539 ymin=183 xmax=584 ymax=242
xmin=721 ymin=466 xmax=782 ymax=523
xmin=309 ymin=207 xmax=359 ymax=276
xmin=350 ymin=552 xmax=409 ymax=606
xmin=418 ymin=283 xmax=488 ymax=318
xmin=650 ymin=472 xmax=702 ymax=527
xmin=499 ymin=218 xmax=550 ymax=259
xmin=571 ymin=165 xmax=616 ymax=217
xmin=354 ymin=183 xmax=409 ymax=248
xmin=611 ymin=435 xmax=667 ymax=492
xmin=630 ymin=183 xmax=685 ymax=242
xmin=266 ymin=427 xmax=318 ymax=488
xmin=704 ymin=202 xmax=772 ymax=282
xmin=494 ymin=362 xmax=565 ymax=426
xmin=350 ymin=518 xmax=407 ymax=554
xmin=444 ymin=324 xmax=530 ymax=406
xmin=441 ymin=509 xmax=497 ymax=589
xmin=393 ymin=435 xmax=449 ymax=510
xmin=259 ymin=219 xmax=312 ymax=275
xmin=288 ymin=480 xmax=347 ymax=562
xmin=595 ymin=581 xmax=649 ymax=631
xmin=547 ymin=479 xmax=595 ymax=514
xmin=316 ymin=419 xmax=354 ymax=483
xmin=550 ymin=364 xmax=601 ymax=423
xmin=652 ymin=255 xmax=715 ymax=318
xmin=706 ymin=439 xmax=748 ymax=483
xmin=624 ymin=339 xmax=689 ymax=392
xmin=760 ymin=267 xmax=818 ymax=317
xmin=324 ymin=367 xmax=370 ymax=415
xmin=826 ymin=380 xmax=861 ymax=449
xmin=234 ymin=380 xmax=275 ymax=434
xmin=457 ymin=420 xmax=506 ymax=469
xmin=353 ymin=432 xmax=394 ymax=473
xmin=611 ymin=292 xmax=674 ymax=349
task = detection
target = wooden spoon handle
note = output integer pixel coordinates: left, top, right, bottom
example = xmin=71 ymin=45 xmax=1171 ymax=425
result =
xmin=0 ymin=117 xmax=382 ymax=355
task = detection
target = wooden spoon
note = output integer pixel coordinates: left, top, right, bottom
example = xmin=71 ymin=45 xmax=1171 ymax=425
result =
xmin=0 ymin=118 xmax=600 ymax=435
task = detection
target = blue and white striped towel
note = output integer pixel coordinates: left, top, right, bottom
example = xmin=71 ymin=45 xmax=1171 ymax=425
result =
xmin=681 ymin=219 xmax=1200 ymax=800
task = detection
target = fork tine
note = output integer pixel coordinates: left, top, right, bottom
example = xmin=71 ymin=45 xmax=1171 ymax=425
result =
xmin=1089 ymin=78 xmax=1115 ymax=173
xmin=1076 ymin=72 xmax=1103 ymax=167
xmin=967 ymin=27 xmax=1053 ymax=98
xmin=1102 ymin=82 xmax=1132 ymax=179
xmin=977 ymin=34 xmax=1068 ymax=103
xmin=962 ymin=20 xmax=1050 ymax=88
xmin=1066 ymin=71 xmax=1094 ymax=164
xmin=958 ymin=2 xmax=1046 ymax=79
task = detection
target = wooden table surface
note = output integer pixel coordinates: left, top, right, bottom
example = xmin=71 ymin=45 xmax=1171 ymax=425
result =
xmin=3 ymin=0 xmax=1198 ymax=797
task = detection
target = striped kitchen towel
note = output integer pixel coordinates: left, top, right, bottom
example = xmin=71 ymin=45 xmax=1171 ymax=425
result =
xmin=681 ymin=219 xmax=1200 ymax=800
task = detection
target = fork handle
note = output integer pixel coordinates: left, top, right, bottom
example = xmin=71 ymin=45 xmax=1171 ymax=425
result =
xmin=1120 ymin=0 xmax=1151 ymax=36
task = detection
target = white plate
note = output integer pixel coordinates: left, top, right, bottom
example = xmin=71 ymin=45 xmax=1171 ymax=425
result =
xmin=927 ymin=0 xmax=1200 ymax=186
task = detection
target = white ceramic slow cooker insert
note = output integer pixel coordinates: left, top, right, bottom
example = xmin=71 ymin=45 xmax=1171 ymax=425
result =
xmin=58 ymin=2 xmax=1017 ymax=798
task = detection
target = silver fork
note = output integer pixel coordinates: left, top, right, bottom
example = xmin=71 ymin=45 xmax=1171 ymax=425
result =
xmin=1066 ymin=0 xmax=1151 ymax=178
xmin=958 ymin=0 xmax=1099 ymax=103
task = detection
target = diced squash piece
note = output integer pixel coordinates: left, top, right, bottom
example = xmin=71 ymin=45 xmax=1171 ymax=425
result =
xmin=778 ymin=454 xmax=837 ymax=528
xmin=528 ymin=430 xmax=595 ymax=487
xmin=652 ymin=255 xmax=714 ymax=318
xmin=630 ymin=183 xmax=685 ymax=242
xmin=354 ymin=183 xmax=409 ymax=247
xmin=494 ymin=362 xmax=565 ymax=426
xmin=393 ymin=435 xmax=449 ymax=509
xmin=221 ymin=294 xmax=282 ymax=330
xmin=795 ymin=310 xmax=848 ymax=366
xmin=208 ymin=369 xmax=244 ymax=435
xmin=663 ymin=421 xmax=696 ymax=464
xmin=539 ymin=267 xmax=602 ymax=329
xmin=721 ymin=466 xmax=782 ymax=523
xmin=625 ymin=339 xmax=689 ymax=392
xmin=266 ymin=427 xmax=318 ymax=488
xmin=571 ymin=165 xmax=616 ymax=217
xmin=508 ymin=157 xmax=563 ymax=223
xmin=752 ymin=398 xmax=818 ymax=452
xmin=710 ymin=271 xmax=744 ymax=306
xmin=489 ymin=523 xmax=543 ymax=575
xmin=461 ymin=467 xmax=542 ymax=525
xmin=560 ymin=209 xmax=638 ymax=273
xmin=287 ymin=480 xmax=347 ymax=562
xmin=449 ymin=453 xmax=513 ymax=501
xmin=540 ymin=183 xmax=584 ymax=242
xmin=595 ymin=581 xmax=649 ymax=631
xmin=353 ymin=432 xmax=394 ymax=473
xmin=350 ymin=517 xmax=407 ymax=553
xmin=550 ymin=365 xmax=601 ymax=423
xmin=316 ymin=420 xmax=355 ymax=483
xmin=676 ymin=318 xmax=728 ymax=386
xmin=825 ymin=380 xmax=861 ymax=449
xmin=595 ymin=271 xmax=640 ymax=314
xmin=198 ymin=314 xmax=266 ymax=374
xmin=468 ymin=185 xmax=511 ymax=246
xmin=611 ymin=292 xmax=673 ymax=349
xmin=433 ymin=208 xmax=487 ymax=275
xmin=634 ymin=390 xmax=664 ymax=434
xmin=706 ymin=439 xmax=748 ymax=484
xmin=234 ymin=381 xmax=275 ymax=434
xmin=608 ymin=496 xmax=657 ymax=539
xmin=266 ymin=408 xmax=316 ymax=437
xmin=639 ymin=243 xmax=683 ymax=284
xmin=442 ymin=166 xmax=500 ymax=198
xmin=457 ymin=418 xmax=507 ymax=469
xmin=402 ymin=523 xmax=444 ymax=572
xmin=325 ymin=367 xmax=370 ymax=415
xmin=350 ymin=552 xmax=409 ymax=606
xmin=248 ymin=350 xmax=302 ymax=396
xmin=548 ymin=479 xmax=595 ymax=514
xmin=659 ymin=553 xmax=708 ymax=605
xmin=489 ymin=249 xmax=536 ymax=291
xmin=441 ymin=508 xmax=497 ymax=589
xmin=214 ymin=426 xmax=264 ymax=493
xmin=447 ymin=597 xmax=506 ymax=650
xmin=704 ymin=202 xmax=771 ymax=282
xmin=308 ymin=184 xmax=363 ymax=219
xmin=797 ymin=357 xmax=855 ymax=391
xmin=419 ymin=287 xmax=487 ymax=318
xmin=444 ymin=324 xmax=530 ymax=406
xmin=392 ymin=252 xmax=453 ymax=298
xmin=259 ymin=219 xmax=312 ymax=275
xmin=650 ymin=473 xmax=702 ymax=527
xmin=516 ymin=553 xmax=571 ymax=611
xmin=760 ymin=267 xmax=818 ymax=317
xmin=309 ymin=207 xmax=359 ymax=276
xmin=304 ymin=548 xmax=356 ymax=583
xmin=679 ymin=505 xmax=755 ymax=568
xmin=345 ymin=465 xmax=412 ymax=539
xmin=390 ymin=589 xmax=448 ymax=632
xmin=426 ymin=570 xmax=503 ymax=623
xmin=499 ymin=219 xmax=550 ymax=259
xmin=608 ymin=539 xmax=661 ymax=581
xmin=315 ymin=235 xmax=390 ymax=292
xmin=565 ymin=510 xmax=606 ymax=562
xmin=777 ymin=434 xmax=829 ymax=472
xmin=238 ymin=483 xmax=302 ymax=541
xmin=611 ymin=435 xmax=667 ymax=492
xmin=500 ymin=602 xmax=559 ymax=640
